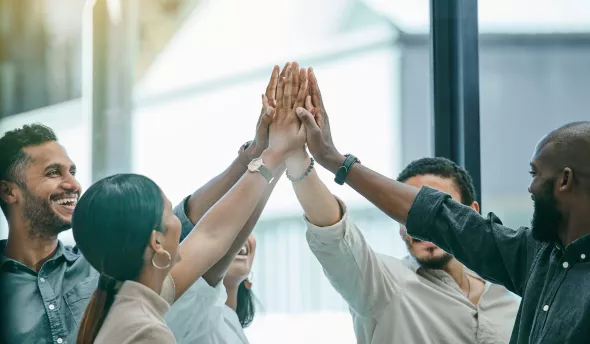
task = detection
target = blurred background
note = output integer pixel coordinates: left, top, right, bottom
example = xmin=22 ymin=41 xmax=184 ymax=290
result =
xmin=1 ymin=0 xmax=589 ymax=342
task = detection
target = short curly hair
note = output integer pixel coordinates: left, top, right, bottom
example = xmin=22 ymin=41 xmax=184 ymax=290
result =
xmin=0 ymin=124 xmax=58 ymax=215
xmin=397 ymin=157 xmax=476 ymax=206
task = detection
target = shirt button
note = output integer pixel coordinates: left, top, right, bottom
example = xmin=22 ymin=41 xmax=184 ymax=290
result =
xmin=40 ymin=277 xmax=46 ymax=283
xmin=48 ymin=304 xmax=55 ymax=310
xmin=582 ymin=254 xmax=586 ymax=260
xmin=543 ymin=305 xmax=549 ymax=312
xmin=563 ymin=262 xmax=569 ymax=269
xmin=56 ymin=338 xmax=63 ymax=344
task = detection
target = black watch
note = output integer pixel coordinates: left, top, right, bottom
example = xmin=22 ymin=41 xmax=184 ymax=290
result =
xmin=334 ymin=154 xmax=360 ymax=185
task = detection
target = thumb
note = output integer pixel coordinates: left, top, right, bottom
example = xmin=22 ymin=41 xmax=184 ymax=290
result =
xmin=296 ymin=107 xmax=319 ymax=131
xmin=262 ymin=107 xmax=275 ymax=124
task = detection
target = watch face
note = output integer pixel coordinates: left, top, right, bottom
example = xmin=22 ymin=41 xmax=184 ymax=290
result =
xmin=248 ymin=157 xmax=263 ymax=172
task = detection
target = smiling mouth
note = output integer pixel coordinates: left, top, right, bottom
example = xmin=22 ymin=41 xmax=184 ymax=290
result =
xmin=52 ymin=196 xmax=78 ymax=210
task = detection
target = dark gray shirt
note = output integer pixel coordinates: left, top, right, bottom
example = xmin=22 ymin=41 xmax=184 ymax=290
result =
xmin=406 ymin=186 xmax=590 ymax=344
xmin=0 ymin=198 xmax=193 ymax=344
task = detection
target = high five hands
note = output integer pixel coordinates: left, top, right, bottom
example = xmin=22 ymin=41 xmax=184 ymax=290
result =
xmin=251 ymin=62 xmax=345 ymax=173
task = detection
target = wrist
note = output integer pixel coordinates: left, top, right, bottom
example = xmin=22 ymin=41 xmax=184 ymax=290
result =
xmin=261 ymin=148 xmax=284 ymax=170
xmin=285 ymin=150 xmax=311 ymax=177
xmin=245 ymin=142 xmax=264 ymax=161
xmin=318 ymin=151 xmax=346 ymax=174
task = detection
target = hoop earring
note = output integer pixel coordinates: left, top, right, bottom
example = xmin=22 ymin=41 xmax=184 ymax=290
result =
xmin=244 ymin=271 xmax=254 ymax=289
xmin=152 ymin=250 xmax=172 ymax=269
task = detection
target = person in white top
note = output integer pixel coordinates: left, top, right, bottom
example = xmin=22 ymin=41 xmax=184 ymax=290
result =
xmin=282 ymin=68 xmax=520 ymax=343
xmin=167 ymin=234 xmax=257 ymax=344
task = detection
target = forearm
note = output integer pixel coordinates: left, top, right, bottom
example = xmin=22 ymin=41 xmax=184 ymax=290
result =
xmin=405 ymin=186 xmax=536 ymax=294
xmin=184 ymin=144 xmax=259 ymax=228
xmin=286 ymin=151 xmax=340 ymax=227
xmin=202 ymin=168 xmax=284 ymax=286
xmin=305 ymin=205 xmax=398 ymax=317
xmin=320 ymin=153 xmax=419 ymax=225
xmin=171 ymin=150 xmax=282 ymax=298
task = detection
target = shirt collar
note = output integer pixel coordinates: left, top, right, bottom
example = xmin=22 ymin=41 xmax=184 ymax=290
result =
xmin=561 ymin=233 xmax=590 ymax=260
xmin=117 ymin=280 xmax=170 ymax=317
xmin=0 ymin=239 xmax=79 ymax=269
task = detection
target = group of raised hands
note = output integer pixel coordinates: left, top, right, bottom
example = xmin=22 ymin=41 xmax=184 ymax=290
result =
xmin=246 ymin=62 xmax=342 ymax=175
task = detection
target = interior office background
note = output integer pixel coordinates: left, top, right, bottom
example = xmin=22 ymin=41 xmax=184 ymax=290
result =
xmin=1 ymin=0 xmax=589 ymax=342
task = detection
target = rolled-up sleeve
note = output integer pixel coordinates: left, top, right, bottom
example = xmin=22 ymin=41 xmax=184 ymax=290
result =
xmin=406 ymin=186 xmax=541 ymax=295
xmin=174 ymin=196 xmax=196 ymax=241
xmin=306 ymin=198 xmax=401 ymax=318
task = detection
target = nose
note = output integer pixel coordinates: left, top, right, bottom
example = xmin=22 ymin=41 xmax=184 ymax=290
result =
xmin=61 ymin=173 xmax=81 ymax=194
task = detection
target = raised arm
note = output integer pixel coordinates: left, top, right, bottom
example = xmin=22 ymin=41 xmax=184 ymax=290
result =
xmin=286 ymin=147 xmax=400 ymax=316
xmin=175 ymin=64 xmax=291 ymax=287
xmin=170 ymin=65 xmax=309 ymax=298
xmin=295 ymin=68 xmax=539 ymax=295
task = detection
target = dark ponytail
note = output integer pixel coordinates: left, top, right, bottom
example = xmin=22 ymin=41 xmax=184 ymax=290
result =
xmin=76 ymin=276 xmax=118 ymax=344
xmin=235 ymin=281 xmax=256 ymax=328
xmin=72 ymin=174 xmax=165 ymax=343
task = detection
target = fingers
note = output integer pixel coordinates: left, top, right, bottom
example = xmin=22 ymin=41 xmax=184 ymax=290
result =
xmin=291 ymin=61 xmax=300 ymax=102
xmin=276 ymin=63 xmax=291 ymax=104
xmin=297 ymin=120 xmax=307 ymax=140
xmin=295 ymin=68 xmax=308 ymax=109
xmin=265 ymin=66 xmax=280 ymax=107
xmin=309 ymin=67 xmax=323 ymax=108
xmin=262 ymin=94 xmax=270 ymax=110
xmin=305 ymin=95 xmax=315 ymax=115
xmin=295 ymin=107 xmax=320 ymax=132
xmin=283 ymin=67 xmax=293 ymax=109
xmin=279 ymin=62 xmax=290 ymax=78
xmin=263 ymin=107 xmax=275 ymax=123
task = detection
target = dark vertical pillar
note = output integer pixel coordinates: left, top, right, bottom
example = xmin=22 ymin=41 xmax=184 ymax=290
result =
xmin=430 ymin=0 xmax=482 ymax=205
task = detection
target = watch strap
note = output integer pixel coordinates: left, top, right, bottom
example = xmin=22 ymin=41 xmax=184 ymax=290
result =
xmin=258 ymin=164 xmax=273 ymax=183
xmin=334 ymin=154 xmax=359 ymax=185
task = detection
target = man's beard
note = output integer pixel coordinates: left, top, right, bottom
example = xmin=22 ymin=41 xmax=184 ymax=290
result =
xmin=404 ymin=237 xmax=453 ymax=270
xmin=22 ymin=188 xmax=70 ymax=238
xmin=531 ymin=179 xmax=563 ymax=243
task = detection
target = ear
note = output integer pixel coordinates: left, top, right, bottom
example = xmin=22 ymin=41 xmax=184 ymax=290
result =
xmin=559 ymin=168 xmax=573 ymax=192
xmin=470 ymin=201 xmax=480 ymax=214
xmin=0 ymin=181 xmax=18 ymax=206
xmin=399 ymin=225 xmax=408 ymax=238
xmin=148 ymin=230 xmax=165 ymax=254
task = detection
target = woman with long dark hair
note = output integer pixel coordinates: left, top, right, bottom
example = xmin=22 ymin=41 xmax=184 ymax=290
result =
xmin=72 ymin=63 xmax=308 ymax=343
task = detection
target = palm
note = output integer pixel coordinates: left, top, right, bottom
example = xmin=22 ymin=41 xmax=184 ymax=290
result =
xmin=268 ymin=64 xmax=308 ymax=156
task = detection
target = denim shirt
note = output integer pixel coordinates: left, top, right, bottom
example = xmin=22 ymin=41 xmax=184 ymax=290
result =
xmin=0 ymin=197 xmax=194 ymax=344
xmin=406 ymin=186 xmax=590 ymax=344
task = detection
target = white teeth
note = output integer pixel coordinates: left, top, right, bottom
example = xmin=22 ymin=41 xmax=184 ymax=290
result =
xmin=239 ymin=245 xmax=248 ymax=255
xmin=53 ymin=198 xmax=77 ymax=205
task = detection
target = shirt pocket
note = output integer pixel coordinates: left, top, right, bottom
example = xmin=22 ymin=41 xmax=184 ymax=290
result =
xmin=63 ymin=270 xmax=99 ymax=326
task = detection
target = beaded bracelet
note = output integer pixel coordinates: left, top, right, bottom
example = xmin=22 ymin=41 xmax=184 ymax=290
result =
xmin=286 ymin=157 xmax=315 ymax=182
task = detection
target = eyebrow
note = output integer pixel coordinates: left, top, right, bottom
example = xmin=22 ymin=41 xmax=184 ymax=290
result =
xmin=44 ymin=163 xmax=76 ymax=172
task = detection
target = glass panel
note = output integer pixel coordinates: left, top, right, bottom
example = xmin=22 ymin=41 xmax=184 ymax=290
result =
xmin=479 ymin=32 xmax=590 ymax=226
